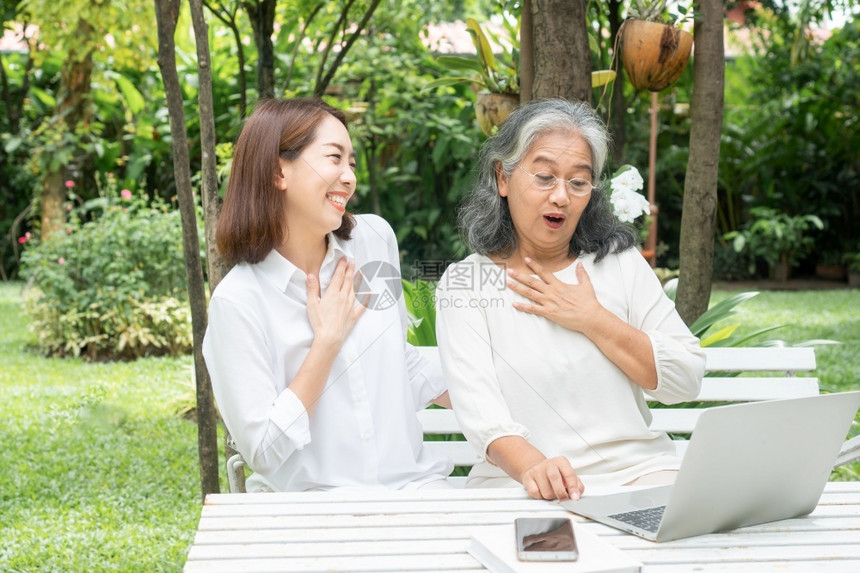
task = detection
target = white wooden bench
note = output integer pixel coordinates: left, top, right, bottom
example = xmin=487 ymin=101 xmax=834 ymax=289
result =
xmin=227 ymin=345 xmax=859 ymax=492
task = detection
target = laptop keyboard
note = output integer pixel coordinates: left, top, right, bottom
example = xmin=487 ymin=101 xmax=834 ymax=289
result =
xmin=609 ymin=506 xmax=666 ymax=533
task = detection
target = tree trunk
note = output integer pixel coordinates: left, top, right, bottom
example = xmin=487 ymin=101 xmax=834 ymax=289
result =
xmin=189 ymin=0 xmax=229 ymax=290
xmin=40 ymin=18 xmax=94 ymax=241
xmin=233 ymin=24 xmax=248 ymax=114
xmin=40 ymin=171 xmax=65 ymax=240
xmin=202 ymin=0 xmax=247 ymax=113
xmin=530 ymin=0 xmax=591 ymax=103
xmin=243 ymin=0 xmax=277 ymax=99
xmin=190 ymin=0 xmax=233 ymax=493
xmin=155 ymin=0 xmax=220 ymax=499
xmin=608 ymin=0 xmax=627 ymax=163
xmin=676 ymin=0 xmax=725 ymax=325
xmin=519 ymin=0 xmax=533 ymax=105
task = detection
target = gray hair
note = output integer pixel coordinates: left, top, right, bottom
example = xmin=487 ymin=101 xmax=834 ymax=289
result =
xmin=459 ymin=98 xmax=636 ymax=262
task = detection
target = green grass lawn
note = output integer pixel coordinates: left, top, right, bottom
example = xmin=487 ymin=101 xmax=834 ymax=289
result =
xmin=0 ymin=281 xmax=858 ymax=571
xmin=0 ymin=282 xmax=202 ymax=572
xmin=709 ymin=288 xmax=860 ymax=394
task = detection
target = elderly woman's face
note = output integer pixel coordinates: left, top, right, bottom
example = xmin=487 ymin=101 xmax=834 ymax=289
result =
xmin=497 ymin=130 xmax=593 ymax=254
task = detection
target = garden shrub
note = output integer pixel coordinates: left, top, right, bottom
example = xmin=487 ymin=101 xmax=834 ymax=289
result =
xmin=20 ymin=193 xmax=192 ymax=361
xmin=712 ymin=242 xmax=755 ymax=281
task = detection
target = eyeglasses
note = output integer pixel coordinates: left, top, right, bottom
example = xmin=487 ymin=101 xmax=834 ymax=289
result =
xmin=518 ymin=165 xmax=595 ymax=197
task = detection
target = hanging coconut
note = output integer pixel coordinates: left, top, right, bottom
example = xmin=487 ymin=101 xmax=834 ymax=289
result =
xmin=475 ymin=92 xmax=519 ymax=136
xmin=619 ymin=19 xmax=693 ymax=92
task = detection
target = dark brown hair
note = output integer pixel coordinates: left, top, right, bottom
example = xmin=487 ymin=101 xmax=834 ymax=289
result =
xmin=216 ymin=98 xmax=355 ymax=265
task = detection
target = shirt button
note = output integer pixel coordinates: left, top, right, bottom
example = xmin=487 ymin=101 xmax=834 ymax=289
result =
xmin=361 ymin=431 xmax=372 ymax=440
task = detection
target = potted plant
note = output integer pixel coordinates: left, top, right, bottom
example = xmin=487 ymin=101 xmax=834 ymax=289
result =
xmin=844 ymin=252 xmax=860 ymax=288
xmin=619 ymin=0 xmax=694 ymax=92
xmin=724 ymin=207 xmax=824 ymax=283
xmin=426 ymin=18 xmax=616 ymax=135
xmin=815 ymin=251 xmax=846 ymax=281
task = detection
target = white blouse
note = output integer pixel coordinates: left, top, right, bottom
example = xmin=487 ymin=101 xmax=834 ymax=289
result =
xmin=203 ymin=214 xmax=452 ymax=491
xmin=435 ymin=247 xmax=705 ymax=488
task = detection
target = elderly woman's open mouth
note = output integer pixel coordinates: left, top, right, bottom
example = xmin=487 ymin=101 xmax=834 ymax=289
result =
xmin=543 ymin=213 xmax=566 ymax=229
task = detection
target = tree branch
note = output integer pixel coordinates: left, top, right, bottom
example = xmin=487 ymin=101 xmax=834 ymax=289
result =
xmin=284 ymin=2 xmax=324 ymax=92
xmin=315 ymin=0 xmax=382 ymax=97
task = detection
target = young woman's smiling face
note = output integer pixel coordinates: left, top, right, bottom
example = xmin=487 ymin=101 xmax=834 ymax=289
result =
xmin=497 ymin=130 xmax=594 ymax=258
xmin=278 ymin=114 xmax=357 ymax=238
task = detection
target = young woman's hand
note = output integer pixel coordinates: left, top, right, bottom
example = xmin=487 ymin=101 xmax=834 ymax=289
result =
xmin=306 ymin=257 xmax=365 ymax=348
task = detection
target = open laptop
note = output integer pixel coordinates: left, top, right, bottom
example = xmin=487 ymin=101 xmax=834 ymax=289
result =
xmin=562 ymin=391 xmax=860 ymax=542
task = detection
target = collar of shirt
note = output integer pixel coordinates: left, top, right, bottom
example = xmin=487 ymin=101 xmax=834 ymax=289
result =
xmin=256 ymin=233 xmax=353 ymax=293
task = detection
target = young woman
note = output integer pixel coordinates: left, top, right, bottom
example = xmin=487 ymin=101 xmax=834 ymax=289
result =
xmin=203 ymin=98 xmax=452 ymax=492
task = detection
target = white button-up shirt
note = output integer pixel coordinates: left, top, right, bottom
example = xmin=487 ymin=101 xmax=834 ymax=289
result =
xmin=436 ymin=248 xmax=705 ymax=488
xmin=203 ymin=214 xmax=452 ymax=491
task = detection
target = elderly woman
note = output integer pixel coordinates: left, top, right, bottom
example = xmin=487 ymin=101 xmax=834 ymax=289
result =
xmin=436 ymin=98 xmax=705 ymax=501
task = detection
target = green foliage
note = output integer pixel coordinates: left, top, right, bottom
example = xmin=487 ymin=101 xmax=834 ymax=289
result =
xmin=402 ymin=279 xmax=437 ymax=346
xmin=712 ymin=242 xmax=755 ymax=281
xmin=724 ymin=206 xmax=824 ymax=274
xmin=626 ymin=0 xmax=694 ymax=24
xmin=719 ymin=16 xmax=860 ymax=255
xmin=425 ymin=16 xmax=520 ymax=95
xmin=19 ymin=190 xmax=192 ymax=361
xmin=336 ymin=12 xmax=478 ymax=264
xmin=843 ymin=251 xmax=860 ymax=271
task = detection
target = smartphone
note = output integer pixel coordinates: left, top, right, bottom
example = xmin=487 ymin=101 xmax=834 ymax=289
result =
xmin=514 ymin=517 xmax=579 ymax=561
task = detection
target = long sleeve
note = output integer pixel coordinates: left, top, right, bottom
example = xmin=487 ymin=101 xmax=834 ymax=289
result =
xmin=366 ymin=213 xmax=446 ymax=410
xmin=203 ymin=295 xmax=311 ymax=475
xmin=434 ymin=252 xmax=700 ymax=487
xmin=616 ymin=248 xmax=705 ymax=404
xmin=436 ymin=260 xmax=530 ymax=457
xmin=201 ymin=217 xmax=451 ymax=492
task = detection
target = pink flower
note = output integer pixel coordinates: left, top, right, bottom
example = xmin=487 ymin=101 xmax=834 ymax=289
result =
xmin=18 ymin=235 xmax=27 ymax=244
xmin=58 ymin=257 xmax=66 ymax=264
xmin=64 ymin=180 xmax=75 ymax=188
xmin=120 ymin=189 xmax=132 ymax=199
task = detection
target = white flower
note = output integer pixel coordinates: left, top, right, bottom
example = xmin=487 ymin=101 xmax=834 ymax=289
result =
xmin=609 ymin=166 xmax=649 ymax=223
xmin=610 ymin=188 xmax=651 ymax=223
xmin=610 ymin=166 xmax=644 ymax=194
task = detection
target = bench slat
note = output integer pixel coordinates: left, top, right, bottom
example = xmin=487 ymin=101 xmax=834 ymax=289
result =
xmin=417 ymin=408 xmax=462 ymax=434
xmin=702 ymin=347 xmax=816 ymax=372
xmin=423 ymin=440 xmax=482 ymax=466
xmin=650 ymin=409 xmax=702 ymax=434
xmin=418 ymin=345 xmax=818 ymax=373
xmin=679 ymin=377 xmax=819 ymax=401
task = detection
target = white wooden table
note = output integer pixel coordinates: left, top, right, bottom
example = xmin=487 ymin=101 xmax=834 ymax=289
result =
xmin=184 ymin=482 xmax=860 ymax=572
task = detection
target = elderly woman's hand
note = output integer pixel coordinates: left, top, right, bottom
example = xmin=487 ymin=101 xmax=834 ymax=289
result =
xmin=506 ymin=257 xmax=607 ymax=334
xmin=520 ymin=456 xmax=584 ymax=501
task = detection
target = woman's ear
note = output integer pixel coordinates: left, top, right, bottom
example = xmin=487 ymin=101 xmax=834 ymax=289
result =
xmin=496 ymin=162 xmax=509 ymax=198
xmin=275 ymin=157 xmax=290 ymax=191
